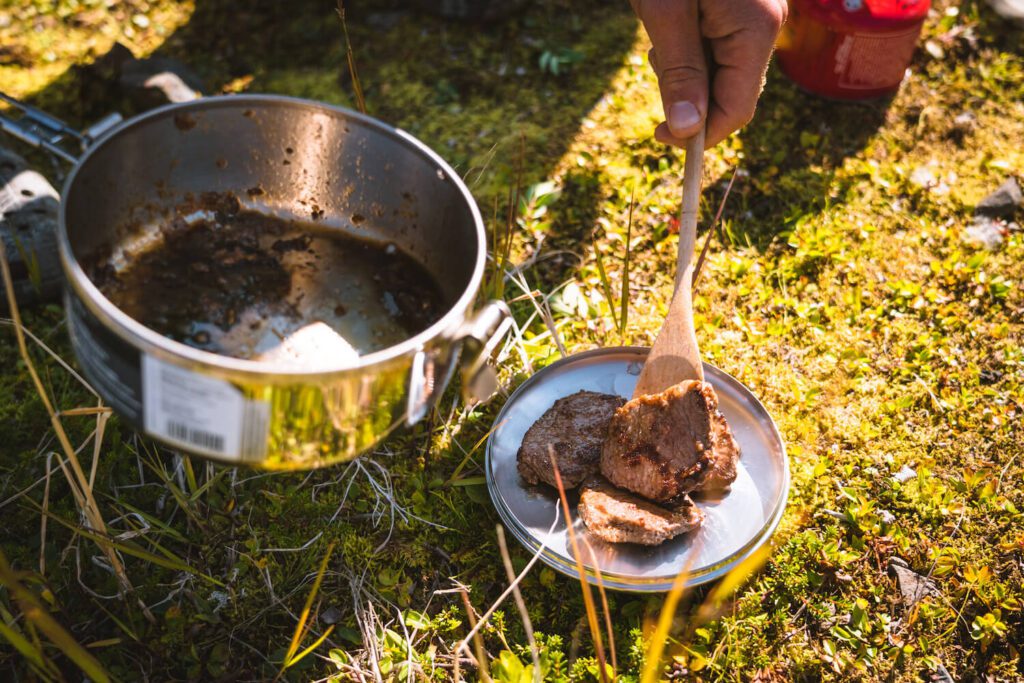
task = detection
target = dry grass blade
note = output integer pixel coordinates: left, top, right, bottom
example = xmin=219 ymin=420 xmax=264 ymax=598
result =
xmin=0 ymin=240 xmax=128 ymax=593
xmin=506 ymin=270 xmax=567 ymax=358
xmin=89 ymin=403 xmax=110 ymax=489
xmin=0 ymin=549 xmax=113 ymax=683
xmin=549 ymin=447 xmax=610 ymax=683
xmin=285 ymin=624 xmax=336 ymax=670
xmin=507 ymin=135 xmax=524 ymax=270
xmin=31 ymin=502 xmax=221 ymax=584
xmin=58 ymin=406 xmax=112 ymax=417
xmin=336 ymin=1 xmax=366 ymax=114
xmin=278 ymin=540 xmax=337 ymax=677
xmin=692 ymin=167 xmax=739 ymax=289
xmin=38 ymin=452 xmax=54 ymax=580
xmin=496 ymin=525 xmax=541 ymax=683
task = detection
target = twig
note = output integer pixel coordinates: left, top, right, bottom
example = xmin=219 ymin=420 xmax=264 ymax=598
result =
xmin=496 ymin=526 xmax=541 ymax=683
xmin=452 ymin=511 xmax=561 ymax=676
xmin=621 ymin=181 xmax=635 ymax=342
xmin=459 ymin=589 xmax=491 ymax=683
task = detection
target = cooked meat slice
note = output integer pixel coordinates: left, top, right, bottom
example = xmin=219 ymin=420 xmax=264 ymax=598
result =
xmin=701 ymin=406 xmax=740 ymax=491
xmin=517 ymin=391 xmax=626 ymax=489
xmin=600 ymin=380 xmax=740 ymax=502
xmin=578 ymin=478 xmax=704 ymax=546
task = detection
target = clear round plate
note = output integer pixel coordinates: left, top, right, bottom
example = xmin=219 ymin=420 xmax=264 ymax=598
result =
xmin=486 ymin=347 xmax=790 ymax=592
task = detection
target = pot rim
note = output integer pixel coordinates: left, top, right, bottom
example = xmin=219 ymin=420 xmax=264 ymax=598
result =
xmin=58 ymin=94 xmax=486 ymax=378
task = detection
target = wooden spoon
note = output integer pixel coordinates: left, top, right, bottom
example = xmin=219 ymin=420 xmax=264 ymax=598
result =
xmin=632 ymin=127 xmax=706 ymax=398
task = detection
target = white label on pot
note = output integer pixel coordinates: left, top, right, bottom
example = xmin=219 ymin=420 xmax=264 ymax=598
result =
xmin=142 ymin=355 xmax=268 ymax=461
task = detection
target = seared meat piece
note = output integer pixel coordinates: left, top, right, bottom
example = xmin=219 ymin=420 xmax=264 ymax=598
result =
xmin=600 ymin=380 xmax=740 ymax=502
xmin=578 ymin=478 xmax=703 ymax=546
xmin=517 ymin=391 xmax=626 ymax=489
xmin=701 ymin=404 xmax=740 ymax=491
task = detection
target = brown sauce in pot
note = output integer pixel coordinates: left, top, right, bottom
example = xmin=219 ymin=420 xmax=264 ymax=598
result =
xmin=88 ymin=196 xmax=446 ymax=360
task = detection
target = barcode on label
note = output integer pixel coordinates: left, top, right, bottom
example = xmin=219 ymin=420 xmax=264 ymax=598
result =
xmin=143 ymin=355 xmax=270 ymax=462
xmin=166 ymin=420 xmax=226 ymax=453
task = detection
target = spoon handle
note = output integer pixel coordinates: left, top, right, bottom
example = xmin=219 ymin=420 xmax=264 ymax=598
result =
xmin=676 ymin=128 xmax=706 ymax=291
xmin=632 ymin=128 xmax=705 ymax=398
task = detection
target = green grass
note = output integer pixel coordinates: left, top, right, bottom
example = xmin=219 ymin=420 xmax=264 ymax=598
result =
xmin=1 ymin=0 xmax=1023 ymax=680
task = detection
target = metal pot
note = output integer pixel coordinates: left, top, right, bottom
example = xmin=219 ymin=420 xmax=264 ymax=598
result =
xmin=0 ymin=94 xmax=510 ymax=470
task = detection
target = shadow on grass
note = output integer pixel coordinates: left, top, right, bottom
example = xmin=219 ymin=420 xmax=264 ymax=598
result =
xmin=706 ymin=70 xmax=890 ymax=249
xmin=20 ymin=0 xmax=636 ymax=218
xmin=12 ymin=0 xmax=637 ymax=354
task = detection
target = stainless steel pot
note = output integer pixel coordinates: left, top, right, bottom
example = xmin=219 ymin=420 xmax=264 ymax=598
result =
xmin=0 ymin=94 xmax=510 ymax=470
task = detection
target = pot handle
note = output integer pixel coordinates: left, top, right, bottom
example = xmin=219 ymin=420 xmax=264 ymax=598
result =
xmin=404 ymin=301 xmax=511 ymax=426
xmin=0 ymin=92 xmax=122 ymax=164
xmin=457 ymin=300 xmax=513 ymax=404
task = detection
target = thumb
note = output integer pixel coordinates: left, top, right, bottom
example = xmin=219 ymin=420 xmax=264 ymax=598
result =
xmin=643 ymin=0 xmax=707 ymax=139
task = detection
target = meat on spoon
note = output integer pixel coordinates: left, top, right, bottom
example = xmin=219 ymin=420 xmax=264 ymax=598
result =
xmin=601 ymin=380 xmax=740 ymax=503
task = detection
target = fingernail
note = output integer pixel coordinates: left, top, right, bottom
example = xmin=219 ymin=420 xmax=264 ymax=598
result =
xmin=668 ymin=101 xmax=701 ymax=136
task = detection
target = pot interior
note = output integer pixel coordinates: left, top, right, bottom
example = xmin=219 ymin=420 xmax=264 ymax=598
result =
xmin=63 ymin=96 xmax=482 ymax=362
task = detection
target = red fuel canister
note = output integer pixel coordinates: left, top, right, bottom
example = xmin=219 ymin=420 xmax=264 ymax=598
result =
xmin=776 ymin=0 xmax=932 ymax=100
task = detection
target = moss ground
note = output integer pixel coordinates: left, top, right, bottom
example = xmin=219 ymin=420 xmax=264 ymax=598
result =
xmin=1 ymin=0 xmax=1022 ymax=680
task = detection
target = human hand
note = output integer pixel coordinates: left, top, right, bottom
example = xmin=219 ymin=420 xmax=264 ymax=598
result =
xmin=630 ymin=0 xmax=788 ymax=148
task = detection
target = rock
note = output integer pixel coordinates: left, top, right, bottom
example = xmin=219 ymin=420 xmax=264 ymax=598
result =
xmin=121 ymin=56 xmax=204 ymax=106
xmin=963 ymin=217 xmax=1006 ymax=251
xmin=888 ymin=559 xmax=940 ymax=607
xmin=0 ymin=147 xmax=63 ymax=310
xmin=987 ymin=0 xmax=1024 ymax=26
xmin=76 ymin=42 xmax=204 ymax=114
xmin=975 ymin=178 xmax=1022 ymax=218
xmin=320 ymin=606 xmax=343 ymax=625
xmin=892 ymin=465 xmax=917 ymax=483
xmin=0 ymin=43 xmax=32 ymax=67
xmin=409 ymin=0 xmax=530 ymax=22
xmin=948 ymin=112 xmax=976 ymax=145
xmin=953 ymin=112 xmax=976 ymax=128
xmin=366 ymin=10 xmax=408 ymax=30
xmin=910 ymin=165 xmax=937 ymax=189
xmin=931 ymin=663 xmax=955 ymax=683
